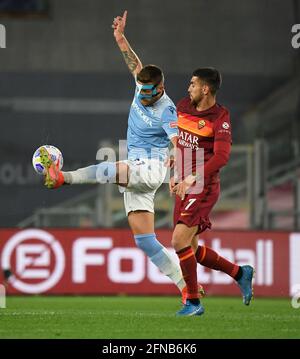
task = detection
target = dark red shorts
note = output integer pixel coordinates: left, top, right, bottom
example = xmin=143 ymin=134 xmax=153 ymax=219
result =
xmin=173 ymin=181 xmax=220 ymax=234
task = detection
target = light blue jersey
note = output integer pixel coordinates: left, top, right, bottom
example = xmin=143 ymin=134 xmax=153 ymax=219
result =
xmin=127 ymin=82 xmax=178 ymax=161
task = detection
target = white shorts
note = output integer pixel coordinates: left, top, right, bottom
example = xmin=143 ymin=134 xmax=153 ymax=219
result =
xmin=120 ymin=158 xmax=167 ymax=215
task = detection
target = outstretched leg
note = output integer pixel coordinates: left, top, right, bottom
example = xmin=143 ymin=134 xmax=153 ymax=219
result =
xmin=63 ymin=161 xmax=129 ymax=185
xmin=40 ymin=148 xmax=129 ymax=188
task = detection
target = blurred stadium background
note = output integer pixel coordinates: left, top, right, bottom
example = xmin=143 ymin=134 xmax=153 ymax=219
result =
xmin=0 ymin=0 xmax=300 ymax=331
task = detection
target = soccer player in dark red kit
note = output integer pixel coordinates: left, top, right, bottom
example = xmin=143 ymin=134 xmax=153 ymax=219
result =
xmin=170 ymin=68 xmax=254 ymax=316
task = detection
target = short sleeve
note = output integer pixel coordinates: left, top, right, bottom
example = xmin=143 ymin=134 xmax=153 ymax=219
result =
xmin=161 ymin=105 xmax=178 ymax=139
xmin=214 ymin=109 xmax=232 ymax=143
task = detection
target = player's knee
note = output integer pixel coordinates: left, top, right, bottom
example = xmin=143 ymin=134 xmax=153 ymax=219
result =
xmin=172 ymin=226 xmax=194 ymax=251
xmin=96 ymin=161 xmax=116 ymax=183
xmin=134 ymin=233 xmax=162 ymax=257
xmin=171 ymin=233 xmax=181 ymax=251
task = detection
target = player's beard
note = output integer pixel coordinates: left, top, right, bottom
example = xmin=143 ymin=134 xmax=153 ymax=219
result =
xmin=190 ymin=92 xmax=204 ymax=107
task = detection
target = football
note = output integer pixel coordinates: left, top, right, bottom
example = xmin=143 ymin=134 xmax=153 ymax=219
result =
xmin=32 ymin=145 xmax=63 ymax=175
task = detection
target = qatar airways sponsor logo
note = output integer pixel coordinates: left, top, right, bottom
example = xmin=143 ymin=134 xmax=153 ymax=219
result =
xmin=178 ymin=130 xmax=199 ymax=150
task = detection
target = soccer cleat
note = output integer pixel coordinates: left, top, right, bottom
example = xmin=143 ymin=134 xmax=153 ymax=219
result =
xmin=237 ymin=265 xmax=254 ymax=305
xmin=39 ymin=147 xmax=65 ymax=189
xmin=176 ymin=299 xmax=205 ymax=317
xmin=181 ymin=284 xmax=205 ymax=305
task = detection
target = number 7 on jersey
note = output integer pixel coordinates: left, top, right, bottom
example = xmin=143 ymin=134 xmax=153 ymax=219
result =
xmin=185 ymin=198 xmax=197 ymax=210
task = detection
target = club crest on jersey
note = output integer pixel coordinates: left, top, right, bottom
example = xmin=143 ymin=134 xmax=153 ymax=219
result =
xmin=198 ymin=120 xmax=206 ymax=129
xmin=222 ymin=122 xmax=230 ymax=129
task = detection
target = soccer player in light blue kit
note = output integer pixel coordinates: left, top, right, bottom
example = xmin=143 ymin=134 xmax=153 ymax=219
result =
xmin=40 ymin=10 xmax=202 ymax=302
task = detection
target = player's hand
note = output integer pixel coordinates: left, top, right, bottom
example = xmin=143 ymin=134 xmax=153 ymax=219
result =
xmin=169 ymin=176 xmax=176 ymax=195
xmin=112 ymin=10 xmax=127 ymax=39
xmin=173 ymin=174 xmax=196 ymax=200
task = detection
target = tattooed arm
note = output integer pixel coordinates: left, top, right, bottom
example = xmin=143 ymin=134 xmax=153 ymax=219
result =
xmin=112 ymin=10 xmax=143 ymax=77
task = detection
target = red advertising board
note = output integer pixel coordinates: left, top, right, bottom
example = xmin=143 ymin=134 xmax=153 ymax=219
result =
xmin=0 ymin=228 xmax=299 ymax=297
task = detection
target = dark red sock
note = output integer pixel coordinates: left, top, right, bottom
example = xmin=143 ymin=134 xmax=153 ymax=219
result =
xmin=176 ymin=246 xmax=199 ymax=300
xmin=195 ymin=245 xmax=239 ymax=279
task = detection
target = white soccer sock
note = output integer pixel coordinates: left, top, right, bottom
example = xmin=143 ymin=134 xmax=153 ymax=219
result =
xmin=62 ymin=162 xmax=116 ymax=184
xmin=62 ymin=165 xmax=98 ymax=184
xmin=150 ymin=247 xmax=186 ymax=291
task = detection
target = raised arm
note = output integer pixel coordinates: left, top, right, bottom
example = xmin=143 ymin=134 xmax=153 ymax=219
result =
xmin=112 ymin=10 xmax=143 ymax=77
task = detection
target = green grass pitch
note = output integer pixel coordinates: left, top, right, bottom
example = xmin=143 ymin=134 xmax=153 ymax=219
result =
xmin=0 ymin=296 xmax=299 ymax=339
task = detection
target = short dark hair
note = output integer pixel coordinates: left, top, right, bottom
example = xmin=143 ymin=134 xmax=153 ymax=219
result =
xmin=137 ymin=64 xmax=164 ymax=84
xmin=192 ymin=67 xmax=222 ymax=95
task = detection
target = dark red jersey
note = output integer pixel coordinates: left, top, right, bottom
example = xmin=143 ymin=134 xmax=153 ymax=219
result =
xmin=176 ymin=97 xmax=231 ymax=184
